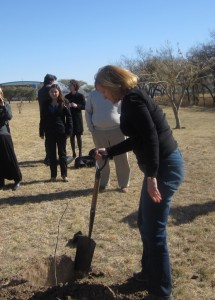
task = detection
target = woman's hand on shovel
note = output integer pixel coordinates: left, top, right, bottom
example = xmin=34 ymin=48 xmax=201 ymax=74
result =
xmin=95 ymin=148 xmax=107 ymax=160
xmin=89 ymin=148 xmax=109 ymax=160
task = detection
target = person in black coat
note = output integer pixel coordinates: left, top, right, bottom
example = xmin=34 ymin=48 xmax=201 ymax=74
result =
xmin=39 ymin=84 xmax=73 ymax=182
xmin=93 ymin=65 xmax=184 ymax=300
xmin=0 ymin=88 xmax=22 ymax=191
xmin=38 ymin=74 xmax=57 ymax=165
xmin=65 ymin=79 xmax=86 ymax=158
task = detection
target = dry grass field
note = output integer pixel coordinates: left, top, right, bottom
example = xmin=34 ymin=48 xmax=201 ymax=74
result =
xmin=0 ymin=101 xmax=214 ymax=300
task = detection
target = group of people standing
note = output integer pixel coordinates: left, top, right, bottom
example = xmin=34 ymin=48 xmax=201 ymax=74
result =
xmin=0 ymin=65 xmax=184 ymax=299
xmin=38 ymin=73 xmax=131 ymax=190
xmin=0 ymin=72 xmax=130 ymax=190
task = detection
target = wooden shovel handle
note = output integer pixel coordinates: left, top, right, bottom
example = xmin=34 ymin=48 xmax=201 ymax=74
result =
xmin=88 ymin=173 xmax=101 ymax=238
xmin=88 ymin=157 xmax=107 ymax=238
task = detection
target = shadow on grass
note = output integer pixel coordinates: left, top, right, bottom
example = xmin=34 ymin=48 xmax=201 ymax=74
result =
xmin=2 ymin=180 xmax=51 ymax=189
xmin=0 ymin=188 xmax=93 ymax=206
xmin=120 ymin=211 xmax=138 ymax=228
xmin=170 ymin=200 xmax=215 ymax=225
xmin=19 ymin=160 xmax=44 ymax=167
xmin=19 ymin=156 xmax=75 ymax=168
xmin=120 ymin=200 xmax=215 ymax=227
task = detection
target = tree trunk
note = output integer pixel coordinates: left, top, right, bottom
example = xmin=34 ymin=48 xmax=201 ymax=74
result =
xmin=171 ymin=100 xmax=181 ymax=129
xmin=202 ymin=83 xmax=215 ymax=105
xmin=202 ymin=87 xmax=206 ymax=106
xmin=186 ymin=87 xmax=191 ymax=105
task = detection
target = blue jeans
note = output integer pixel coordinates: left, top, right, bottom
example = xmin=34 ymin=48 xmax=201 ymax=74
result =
xmin=138 ymin=148 xmax=184 ymax=297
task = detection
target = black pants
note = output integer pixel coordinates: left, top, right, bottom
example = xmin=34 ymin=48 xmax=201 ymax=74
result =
xmin=70 ymin=134 xmax=82 ymax=157
xmin=46 ymin=134 xmax=67 ymax=178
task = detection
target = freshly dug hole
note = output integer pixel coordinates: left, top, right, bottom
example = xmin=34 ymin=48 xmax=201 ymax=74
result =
xmin=21 ymin=255 xmax=75 ymax=287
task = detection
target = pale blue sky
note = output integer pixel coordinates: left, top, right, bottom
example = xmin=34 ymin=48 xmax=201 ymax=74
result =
xmin=0 ymin=0 xmax=214 ymax=85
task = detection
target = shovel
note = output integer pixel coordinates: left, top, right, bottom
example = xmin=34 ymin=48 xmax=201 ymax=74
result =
xmin=74 ymin=149 xmax=107 ymax=277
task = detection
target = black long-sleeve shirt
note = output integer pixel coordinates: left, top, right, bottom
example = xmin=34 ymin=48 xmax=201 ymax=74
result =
xmin=107 ymin=88 xmax=177 ymax=177
xmin=39 ymin=102 xmax=73 ymax=137
xmin=65 ymin=92 xmax=86 ymax=135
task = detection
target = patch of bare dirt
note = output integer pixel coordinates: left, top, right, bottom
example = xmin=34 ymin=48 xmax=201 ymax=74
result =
xmin=0 ymin=255 xmax=147 ymax=300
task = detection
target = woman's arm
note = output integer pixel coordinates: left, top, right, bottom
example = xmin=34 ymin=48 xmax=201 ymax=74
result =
xmin=106 ymin=137 xmax=133 ymax=158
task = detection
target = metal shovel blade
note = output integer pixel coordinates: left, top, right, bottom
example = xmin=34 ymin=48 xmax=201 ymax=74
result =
xmin=74 ymin=235 xmax=96 ymax=275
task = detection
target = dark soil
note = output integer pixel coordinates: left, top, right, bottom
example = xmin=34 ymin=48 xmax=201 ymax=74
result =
xmin=0 ymin=255 xmax=148 ymax=300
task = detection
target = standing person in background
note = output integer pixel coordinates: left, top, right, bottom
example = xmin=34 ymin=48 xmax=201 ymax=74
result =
xmin=0 ymin=88 xmax=22 ymax=191
xmin=65 ymin=79 xmax=86 ymax=159
xmin=39 ymin=84 xmax=73 ymax=182
xmin=38 ymin=74 xmax=57 ymax=165
xmin=93 ymin=65 xmax=184 ymax=300
xmin=85 ymin=90 xmax=130 ymax=193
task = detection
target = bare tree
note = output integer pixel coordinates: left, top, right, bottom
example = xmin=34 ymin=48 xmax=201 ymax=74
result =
xmin=121 ymin=43 xmax=213 ymax=128
xmin=187 ymin=34 xmax=215 ymax=105
xmin=17 ymin=100 xmax=23 ymax=114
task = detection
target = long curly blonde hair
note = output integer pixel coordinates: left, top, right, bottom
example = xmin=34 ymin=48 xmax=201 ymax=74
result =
xmin=95 ymin=65 xmax=138 ymax=98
